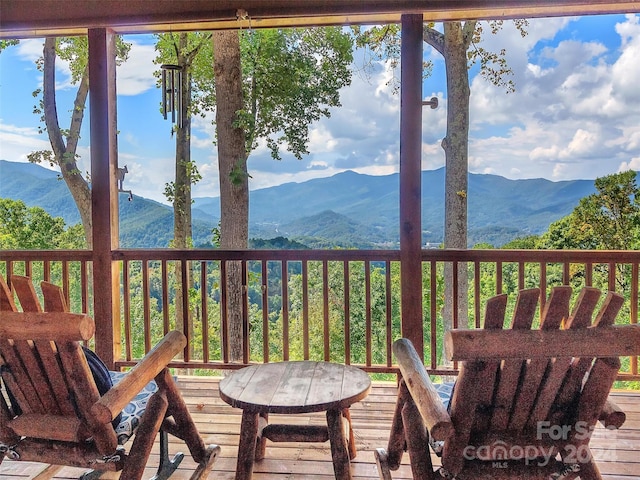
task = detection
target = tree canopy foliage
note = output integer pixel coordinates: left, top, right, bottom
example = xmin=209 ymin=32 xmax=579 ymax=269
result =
xmin=536 ymin=171 xmax=640 ymax=251
xmin=0 ymin=198 xmax=84 ymax=249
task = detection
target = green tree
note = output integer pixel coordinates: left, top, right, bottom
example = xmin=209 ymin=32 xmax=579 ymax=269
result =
xmin=0 ymin=40 xmax=19 ymax=52
xmin=0 ymin=198 xmax=84 ymax=249
xmin=26 ymin=37 xmax=130 ymax=247
xmin=539 ymin=171 xmax=640 ymax=291
xmin=355 ymin=20 xmax=527 ymax=363
xmin=154 ymin=33 xmax=210 ymax=353
xmin=156 ymin=27 xmax=352 ymax=361
xmin=541 ymin=171 xmax=640 ymax=251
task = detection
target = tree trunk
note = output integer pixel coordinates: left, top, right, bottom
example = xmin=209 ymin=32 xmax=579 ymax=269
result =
xmin=173 ymin=33 xmax=194 ymax=358
xmin=43 ymin=38 xmax=93 ymax=247
xmin=213 ymin=30 xmax=249 ymax=363
xmin=441 ymin=22 xmax=471 ymax=364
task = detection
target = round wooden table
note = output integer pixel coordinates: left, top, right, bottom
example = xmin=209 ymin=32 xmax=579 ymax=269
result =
xmin=219 ymin=361 xmax=372 ymax=480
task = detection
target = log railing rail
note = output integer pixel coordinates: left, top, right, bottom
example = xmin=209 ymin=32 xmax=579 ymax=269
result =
xmin=1 ymin=248 xmax=638 ymax=380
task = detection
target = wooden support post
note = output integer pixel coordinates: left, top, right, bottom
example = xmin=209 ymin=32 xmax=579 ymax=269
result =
xmin=236 ymin=411 xmax=259 ymax=480
xmin=327 ymin=408 xmax=352 ymax=480
xmin=399 ymin=14 xmax=424 ymax=355
xmin=88 ymin=27 xmax=121 ymax=367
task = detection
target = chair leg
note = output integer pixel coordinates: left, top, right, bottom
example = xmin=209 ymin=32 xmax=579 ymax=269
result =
xmin=189 ymin=444 xmax=221 ymax=480
xmin=79 ymin=469 xmax=103 ymax=480
xmin=155 ymin=369 xmax=210 ymax=464
xmin=121 ymin=390 xmax=169 ymax=480
xmin=402 ymin=398 xmax=436 ymax=480
xmin=374 ymin=448 xmax=393 ymax=480
xmin=150 ymin=430 xmax=185 ymax=480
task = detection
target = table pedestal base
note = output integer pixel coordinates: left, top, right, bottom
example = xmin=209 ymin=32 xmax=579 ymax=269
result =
xmin=235 ymin=408 xmax=356 ymax=480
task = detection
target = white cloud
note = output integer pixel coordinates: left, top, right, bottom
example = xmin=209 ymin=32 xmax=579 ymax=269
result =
xmin=3 ymin=15 xmax=640 ymax=201
xmin=117 ymin=42 xmax=158 ymax=96
xmin=618 ymin=158 xmax=640 ymax=172
xmin=0 ymin=122 xmax=50 ymax=163
xmin=16 ymin=38 xmax=43 ymax=62
xmin=466 ymin=14 xmax=640 ymax=181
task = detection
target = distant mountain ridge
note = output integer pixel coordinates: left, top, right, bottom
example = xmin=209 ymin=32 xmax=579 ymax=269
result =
xmin=1 ymin=159 xmax=597 ymax=248
xmin=193 ymin=168 xmax=597 ymax=246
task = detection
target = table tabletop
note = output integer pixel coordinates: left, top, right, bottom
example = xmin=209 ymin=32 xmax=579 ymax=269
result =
xmin=219 ymin=361 xmax=371 ymax=414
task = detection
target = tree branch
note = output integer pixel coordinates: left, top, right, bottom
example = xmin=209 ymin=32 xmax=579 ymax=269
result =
xmin=423 ymin=25 xmax=444 ymax=55
xmin=65 ymin=67 xmax=88 ymax=156
xmin=43 ymin=38 xmax=66 ymax=158
xmin=462 ymin=20 xmax=477 ymax=49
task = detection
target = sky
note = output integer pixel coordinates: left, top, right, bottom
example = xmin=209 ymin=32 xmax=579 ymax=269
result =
xmin=1 ymin=13 xmax=640 ymax=205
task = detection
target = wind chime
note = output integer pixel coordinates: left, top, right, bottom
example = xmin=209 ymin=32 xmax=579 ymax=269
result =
xmin=161 ymin=64 xmax=183 ymax=128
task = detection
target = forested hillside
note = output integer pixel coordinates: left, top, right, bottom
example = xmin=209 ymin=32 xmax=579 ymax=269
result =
xmin=1 ymin=159 xmax=598 ymax=248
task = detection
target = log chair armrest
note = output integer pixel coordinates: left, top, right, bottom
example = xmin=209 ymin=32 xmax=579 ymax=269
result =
xmin=599 ymin=399 xmax=626 ymax=429
xmin=393 ymin=338 xmax=453 ymax=441
xmin=445 ymin=324 xmax=640 ymax=361
xmin=91 ymin=330 xmax=187 ymax=425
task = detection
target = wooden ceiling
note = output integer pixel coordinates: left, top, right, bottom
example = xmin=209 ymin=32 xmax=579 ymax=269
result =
xmin=1 ymin=0 xmax=639 ymax=39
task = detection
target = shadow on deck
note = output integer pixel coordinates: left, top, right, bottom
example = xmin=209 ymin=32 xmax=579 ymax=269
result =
xmin=1 ymin=378 xmax=639 ymax=479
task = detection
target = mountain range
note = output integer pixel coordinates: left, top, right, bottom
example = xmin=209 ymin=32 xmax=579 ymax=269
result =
xmin=0 ymin=159 xmax=597 ymax=248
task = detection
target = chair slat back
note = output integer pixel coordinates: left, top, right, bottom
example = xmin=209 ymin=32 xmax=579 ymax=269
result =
xmin=41 ymin=280 xmax=69 ymax=312
xmin=11 ymin=275 xmax=43 ymax=312
xmin=0 ymin=275 xmax=17 ymax=312
xmin=0 ymin=277 xmax=117 ymax=452
xmin=508 ymin=286 xmax=571 ymax=432
xmin=442 ymin=286 xmax=625 ymax=472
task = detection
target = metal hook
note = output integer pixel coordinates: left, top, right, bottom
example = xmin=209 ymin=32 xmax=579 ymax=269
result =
xmin=422 ymin=96 xmax=438 ymax=109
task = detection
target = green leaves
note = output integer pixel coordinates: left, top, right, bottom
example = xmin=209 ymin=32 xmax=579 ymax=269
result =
xmin=239 ymin=27 xmax=353 ymax=160
xmin=0 ymin=198 xmax=84 ymax=249
xmin=539 ymin=171 xmax=640 ymax=251
xmin=161 ymin=28 xmax=353 ymax=161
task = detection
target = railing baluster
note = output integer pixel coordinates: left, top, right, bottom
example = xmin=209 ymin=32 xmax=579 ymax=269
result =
xmin=122 ymin=260 xmax=132 ymax=361
xmin=322 ymin=259 xmax=329 ymax=361
xmin=302 ymin=260 xmax=309 ymax=360
xmin=261 ymin=260 xmax=269 ymax=363
xmin=518 ymin=261 xmax=525 ymax=290
xmin=344 ymin=261 xmax=351 ymax=365
xmin=540 ymin=261 xmax=547 ymax=314
xmin=452 ymin=260 xmax=459 ymax=330
xmin=632 ymin=263 xmax=638 ymax=377
xmin=181 ymin=259 xmax=190 ymax=361
xmin=430 ymin=260 xmax=437 ymax=370
xmin=282 ymin=259 xmax=290 ymax=362
xmin=220 ymin=260 xmax=229 ymax=364
xmin=385 ymin=260 xmax=392 ymax=367
xmin=201 ymin=260 xmax=209 ymax=363
xmin=365 ymin=260 xmax=372 ymax=367
xmin=43 ymin=260 xmax=51 ymax=282
xmin=608 ymin=261 xmax=616 ymax=291
xmin=80 ymin=260 xmax=88 ymax=314
xmin=143 ymin=260 xmax=152 ymax=353
xmin=242 ymin=260 xmax=249 ymax=365
xmin=474 ymin=261 xmax=481 ymax=328
xmin=161 ymin=260 xmax=169 ymax=334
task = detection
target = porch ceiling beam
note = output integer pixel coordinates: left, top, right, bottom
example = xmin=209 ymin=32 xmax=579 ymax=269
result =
xmin=1 ymin=0 xmax=639 ymax=39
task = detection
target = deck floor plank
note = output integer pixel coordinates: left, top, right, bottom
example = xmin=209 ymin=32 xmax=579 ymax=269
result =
xmin=1 ymin=378 xmax=638 ymax=479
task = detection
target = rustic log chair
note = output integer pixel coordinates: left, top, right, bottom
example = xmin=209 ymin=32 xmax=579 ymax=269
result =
xmin=376 ymin=286 xmax=640 ymax=480
xmin=0 ymin=275 xmax=220 ymax=479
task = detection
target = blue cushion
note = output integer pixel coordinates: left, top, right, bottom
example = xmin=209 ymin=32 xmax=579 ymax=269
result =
xmin=109 ymin=370 xmax=159 ymax=445
xmin=82 ymin=347 xmax=121 ymax=428
xmin=429 ymin=382 xmax=455 ymax=455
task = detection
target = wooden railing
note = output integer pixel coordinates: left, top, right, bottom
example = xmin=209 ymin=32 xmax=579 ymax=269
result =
xmin=1 ymin=248 xmax=639 ymax=381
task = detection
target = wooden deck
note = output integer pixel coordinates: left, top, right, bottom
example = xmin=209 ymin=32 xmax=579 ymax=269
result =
xmin=1 ymin=377 xmax=639 ymax=480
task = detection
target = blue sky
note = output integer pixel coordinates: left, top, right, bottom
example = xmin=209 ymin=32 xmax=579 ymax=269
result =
xmin=1 ymin=14 xmax=640 ymax=205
